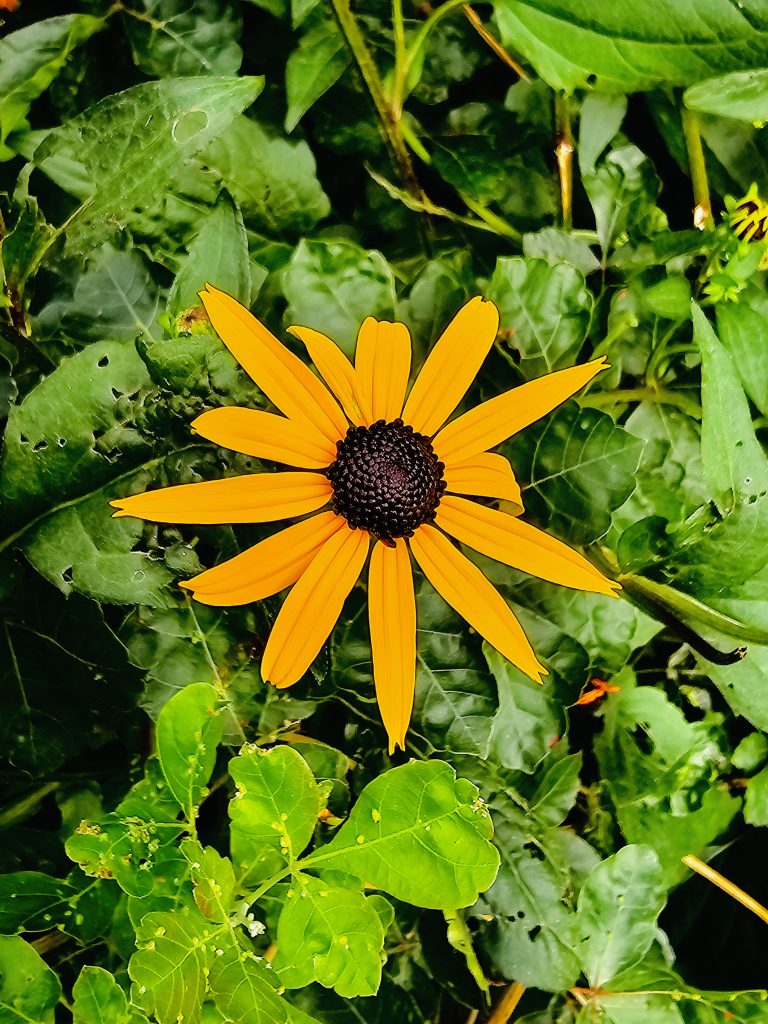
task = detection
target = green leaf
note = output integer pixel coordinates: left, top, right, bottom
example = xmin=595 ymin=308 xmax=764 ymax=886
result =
xmin=34 ymin=76 xmax=263 ymax=256
xmin=0 ymin=871 xmax=116 ymax=942
xmin=583 ymin=144 xmax=660 ymax=252
xmin=156 ymin=681 xmax=225 ymax=815
xmin=72 ymin=965 xmax=148 ymax=1024
xmin=578 ymin=93 xmax=627 ymax=177
xmin=492 ymin=0 xmax=768 ymax=93
xmin=202 ymin=116 xmax=330 ymax=236
xmin=507 ymin=403 xmax=644 ymax=544
xmin=487 ymin=256 xmax=593 ymax=378
xmin=693 ymin=301 xmax=768 ymax=514
xmin=129 ymin=909 xmax=214 ymax=1024
xmin=576 ymin=845 xmax=665 ymax=986
xmin=303 ymin=760 xmax=499 ymax=909
xmin=33 ymin=244 xmax=161 ymax=346
xmin=0 ymin=339 xmax=152 ymax=531
xmin=717 ymin=297 xmax=768 ymax=419
xmin=168 ymin=193 xmax=252 ymax=315
xmin=282 ymin=239 xmax=396 ymax=356
xmin=285 ymin=18 xmax=350 ymax=132
xmin=183 ymin=840 xmax=237 ymax=922
xmin=229 ymin=745 xmax=322 ymax=885
xmin=744 ymin=762 xmax=768 ymax=825
xmin=208 ymin=943 xmax=291 ymax=1024
xmin=704 ymin=647 xmax=768 ymax=732
xmin=685 ymin=68 xmax=768 ymax=121
xmin=0 ymin=14 xmax=104 ymax=157
xmin=484 ymin=645 xmax=560 ymax=774
xmin=401 ymin=250 xmax=475 ymax=352
xmin=124 ymin=0 xmax=243 ymax=78
xmin=274 ymin=875 xmax=388 ymax=997
xmin=0 ymin=935 xmax=61 ymax=1024
xmin=732 ymin=731 xmax=768 ymax=771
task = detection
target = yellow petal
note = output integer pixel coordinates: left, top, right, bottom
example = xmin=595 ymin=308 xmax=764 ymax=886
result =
xmin=180 ymin=511 xmax=343 ymax=606
xmin=433 ymin=357 xmax=608 ymax=464
xmin=355 ymin=317 xmax=412 ymax=422
xmin=436 ymin=496 xmax=620 ymax=596
xmin=199 ymin=285 xmax=347 ymax=442
xmin=110 ymin=472 xmax=331 ymax=524
xmin=262 ymin=525 xmax=369 ymax=688
xmin=443 ymin=452 xmax=522 ymax=507
xmin=192 ymin=407 xmax=337 ymax=468
xmin=288 ymin=324 xmax=368 ymax=426
xmin=368 ymin=539 xmax=416 ymax=754
xmin=409 ymin=524 xmax=545 ymax=682
xmin=402 ymin=296 xmax=499 ymax=435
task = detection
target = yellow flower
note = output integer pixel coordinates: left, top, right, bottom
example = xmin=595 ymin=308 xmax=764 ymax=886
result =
xmin=112 ymin=285 xmax=618 ymax=752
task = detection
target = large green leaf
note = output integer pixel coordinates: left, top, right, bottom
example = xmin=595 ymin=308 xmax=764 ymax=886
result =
xmin=492 ymin=1 xmax=768 ymax=93
xmin=201 ymin=116 xmax=330 ymax=236
xmin=0 ymin=935 xmax=61 ymax=1024
xmin=72 ymin=965 xmax=148 ymax=1024
xmin=208 ymin=943 xmax=293 ymax=1024
xmin=506 ymin=403 xmax=644 ymax=544
xmin=303 ymin=760 xmax=499 ymax=909
xmin=576 ymin=846 xmax=665 ymax=986
xmin=274 ymin=875 xmax=390 ymax=997
xmin=282 ymin=239 xmax=396 ymax=356
xmin=124 ymin=0 xmax=243 ymax=78
xmin=34 ymin=76 xmax=263 ymax=255
xmin=717 ymin=297 xmax=768 ymax=419
xmin=229 ymin=745 xmax=322 ymax=884
xmin=0 ymin=14 xmax=104 ymax=158
xmin=155 ymin=682 xmax=226 ymax=816
xmin=487 ymin=257 xmax=593 ymax=379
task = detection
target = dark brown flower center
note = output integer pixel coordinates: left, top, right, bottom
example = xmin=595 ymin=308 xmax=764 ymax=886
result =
xmin=327 ymin=419 xmax=446 ymax=545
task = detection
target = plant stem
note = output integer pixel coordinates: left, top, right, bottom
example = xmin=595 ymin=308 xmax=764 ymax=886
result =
xmin=487 ymin=982 xmax=525 ymax=1023
xmin=0 ymin=781 xmax=61 ymax=829
xmin=580 ymin=386 xmax=702 ymax=420
xmin=462 ymin=5 xmax=528 ymax=80
xmin=331 ymin=0 xmax=425 ymax=203
xmin=681 ymin=108 xmax=713 ymax=230
xmin=391 ymin=0 xmax=408 ymax=118
xmin=682 ymin=854 xmax=768 ymax=925
xmin=555 ymin=92 xmax=574 ymax=230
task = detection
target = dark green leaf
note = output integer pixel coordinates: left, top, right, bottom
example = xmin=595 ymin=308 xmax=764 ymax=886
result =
xmin=285 ymin=18 xmax=349 ymax=132
xmin=124 ymin=0 xmax=243 ymax=78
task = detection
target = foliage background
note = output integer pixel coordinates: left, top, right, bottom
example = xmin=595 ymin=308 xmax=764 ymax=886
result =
xmin=4 ymin=0 xmax=768 ymax=1021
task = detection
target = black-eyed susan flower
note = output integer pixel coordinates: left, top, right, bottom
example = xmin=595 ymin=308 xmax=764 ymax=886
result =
xmin=111 ymin=285 xmax=619 ymax=752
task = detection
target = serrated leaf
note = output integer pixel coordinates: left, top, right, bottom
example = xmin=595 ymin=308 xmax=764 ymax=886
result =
xmin=576 ymin=845 xmax=665 ymax=986
xmin=507 ymin=403 xmax=644 ymax=544
xmin=34 ymin=76 xmax=263 ymax=255
xmin=487 ymin=257 xmax=593 ymax=378
xmin=274 ymin=875 xmax=388 ymax=997
xmin=156 ymin=682 xmax=225 ymax=815
xmin=0 ymin=935 xmax=61 ymax=1024
xmin=282 ymin=239 xmax=396 ymax=356
xmin=285 ymin=18 xmax=350 ymax=132
xmin=303 ymin=760 xmax=499 ymax=909
xmin=229 ymin=745 xmax=321 ymax=885
xmin=492 ymin=0 xmax=768 ymax=93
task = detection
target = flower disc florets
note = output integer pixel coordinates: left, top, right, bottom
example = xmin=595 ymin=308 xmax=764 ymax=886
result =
xmin=327 ymin=418 xmax=446 ymax=544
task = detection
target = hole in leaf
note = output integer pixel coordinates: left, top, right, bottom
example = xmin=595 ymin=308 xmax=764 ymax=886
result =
xmin=32 ymin=440 xmax=48 ymax=453
xmin=527 ymin=925 xmax=541 ymax=941
xmin=172 ymin=109 xmax=209 ymax=145
xmin=111 ymin=387 xmax=123 ymax=400
xmin=523 ymin=841 xmax=545 ymax=862
xmin=98 ymin=355 xmax=110 ymax=368
xmin=61 ymin=567 xmax=73 ymax=585
xmin=57 ymin=437 xmax=66 ymax=447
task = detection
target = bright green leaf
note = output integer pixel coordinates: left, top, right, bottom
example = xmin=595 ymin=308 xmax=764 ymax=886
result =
xmin=0 ymin=935 xmax=61 ymax=1024
xmin=285 ymin=18 xmax=350 ymax=132
xmin=156 ymin=681 xmax=225 ymax=815
xmin=72 ymin=965 xmax=147 ymax=1024
xmin=685 ymin=68 xmax=768 ymax=121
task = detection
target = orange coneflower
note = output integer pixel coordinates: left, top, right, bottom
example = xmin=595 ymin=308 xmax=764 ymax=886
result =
xmin=112 ymin=286 xmax=619 ymax=752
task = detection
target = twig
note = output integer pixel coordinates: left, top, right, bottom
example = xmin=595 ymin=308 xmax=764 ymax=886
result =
xmin=579 ymin=386 xmax=702 ymax=420
xmin=681 ymin=108 xmax=713 ymax=230
xmin=462 ymin=5 xmax=528 ymax=80
xmin=486 ymin=982 xmax=525 ymax=1023
xmin=682 ymin=854 xmax=768 ymax=925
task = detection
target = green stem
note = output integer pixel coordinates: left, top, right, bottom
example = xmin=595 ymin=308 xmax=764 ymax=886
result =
xmin=580 ymin=386 xmax=702 ymax=420
xmin=681 ymin=107 xmax=714 ymax=230
xmin=331 ymin=0 xmax=424 ymax=202
xmin=391 ymin=0 xmax=408 ymax=118
xmin=0 ymin=781 xmax=61 ymax=829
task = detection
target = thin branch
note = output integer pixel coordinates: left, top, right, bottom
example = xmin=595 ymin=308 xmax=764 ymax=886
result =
xmin=681 ymin=108 xmax=714 ymax=230
xmin=555 ymin=93 xmax=574 ymax=230
xmin=682 ymin=854 xmax=768 ymax=925
xmin=462 ymin=5 xmax=528 ymax=80
xmin=486 ymin=982 xmax=525 ymax=1023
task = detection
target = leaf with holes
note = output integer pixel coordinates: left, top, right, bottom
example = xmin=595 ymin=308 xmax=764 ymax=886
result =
xmin=155 ymin=682 xmax=225 ymax=817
